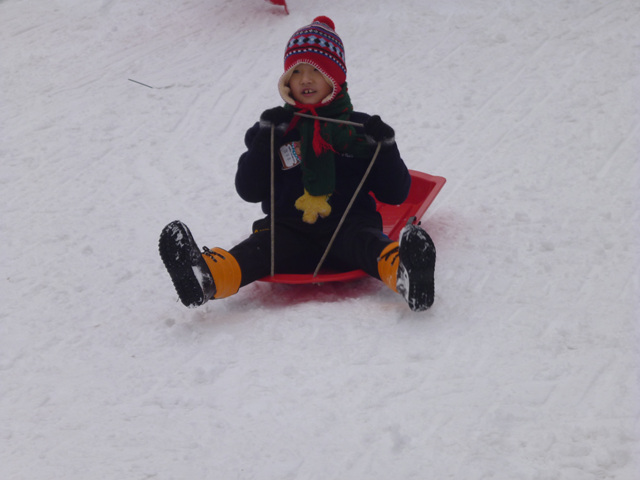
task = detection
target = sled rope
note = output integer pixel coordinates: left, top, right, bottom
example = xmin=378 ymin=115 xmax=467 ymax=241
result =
xmin=270 ymin=124 xmax=276 ymax=277
xmin=313 ymin=141 xmax=383 ymax=278
xmin=293 ymin=112 xmax=364 ymax=128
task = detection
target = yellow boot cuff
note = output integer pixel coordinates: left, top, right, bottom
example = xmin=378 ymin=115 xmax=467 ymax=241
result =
xmin=377 ymin=242 xmax=400 ymax=293
xmin=202 ymin=247 xmax=242 ymax=299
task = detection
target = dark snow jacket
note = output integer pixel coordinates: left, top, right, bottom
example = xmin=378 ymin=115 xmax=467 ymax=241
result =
xmin=235 ymin=111 xmax=411 ymax=228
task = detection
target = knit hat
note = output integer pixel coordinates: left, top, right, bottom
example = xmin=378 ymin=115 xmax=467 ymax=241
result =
xmin=278 ymin=16 xmax=346 ymax=106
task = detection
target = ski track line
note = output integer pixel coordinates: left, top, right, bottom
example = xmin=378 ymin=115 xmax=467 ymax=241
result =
xmin=221 ymin=93 xmax=249 ymax=134
xmin=432 ymin=33 xmax=554 ymax=170
xmin=397 ymin=30 xmax=457 ymax=66
xmin=573 ymin=0 xmax=640 ymax=35
xmin=573 ymin=355 xmax=616 ymax=412
xmin=441 ymin=38 xmax=594 ymax=192
xmin=433 ymin=0 xmax=637 ymax=178
xmin=615 ymin=269 xmax=639 ymax=305
xmin=596 ymin=120 xmax=640 ymax=179
xmin=98 ymin=0 xmax=117 ymax=15
xmin=443 ymin=96 xmax=535 ymax=196
xmin=3 ymin=20 xmax=51 ymax=40
xmin=575 ymin=262 xmax=604 ymax=300
xmin=427 ymin=40 xmax=466 ymax=71
xmin=169 ymin=91 xmax=204 ymax=135
xmin=397 ymin=10 xmax=467 ymax=67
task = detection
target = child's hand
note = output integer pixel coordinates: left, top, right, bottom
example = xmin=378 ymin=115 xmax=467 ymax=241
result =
xmin=364 ymin=115 xmax=395 ymax=144
xmin=260 ymin=107 xmax=293 ymax=129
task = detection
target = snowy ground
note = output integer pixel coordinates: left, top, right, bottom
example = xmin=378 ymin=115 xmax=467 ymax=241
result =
xmin=2 ymin=0 xmax=639 ymax=478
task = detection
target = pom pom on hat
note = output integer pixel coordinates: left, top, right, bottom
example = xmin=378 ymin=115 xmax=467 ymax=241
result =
xmin=313 ymin=16 xmax=335 ymax=30
xmin=278 ymin=16 xmax=346 ymax=105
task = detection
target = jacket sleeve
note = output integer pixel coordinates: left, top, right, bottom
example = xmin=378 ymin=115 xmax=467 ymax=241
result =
xmin=351 ymin=112 xmax=411 ymax=205
xmin=235 ymin=122 xmax=271 ymax=203
xmin=367 ymin=141 xmax=411 ymax=205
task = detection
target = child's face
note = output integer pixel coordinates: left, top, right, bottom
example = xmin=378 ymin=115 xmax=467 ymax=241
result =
xmin=288 ymin=63 xmax=333 ymax=105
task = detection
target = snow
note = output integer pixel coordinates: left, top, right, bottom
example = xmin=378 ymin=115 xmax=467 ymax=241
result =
xmin=2 ymin=0 xmax=639 ymax=478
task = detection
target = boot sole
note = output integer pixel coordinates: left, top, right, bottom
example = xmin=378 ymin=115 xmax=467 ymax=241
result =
xmin=398 ymin=225 xmax=436 ymax=311
xmin=158 ymin=221 xmax=214 ymax=308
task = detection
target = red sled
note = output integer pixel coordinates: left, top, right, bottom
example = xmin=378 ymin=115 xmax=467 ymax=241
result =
xmin=260 ymin=170 xmax=446 ymax=284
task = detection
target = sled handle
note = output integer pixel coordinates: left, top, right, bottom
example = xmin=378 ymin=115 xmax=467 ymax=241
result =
xmin=293 ymin=112 xmax=364 ymax=128
xmin=270 ymin=124 xmax=276 ymax=277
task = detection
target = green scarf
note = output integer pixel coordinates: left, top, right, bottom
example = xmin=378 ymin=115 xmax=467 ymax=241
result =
xmin=285 ymin=85 xmax=373 ymax=196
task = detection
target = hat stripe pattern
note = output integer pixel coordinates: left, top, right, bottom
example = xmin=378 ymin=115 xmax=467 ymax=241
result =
xmin=285 ymin=30 xmax=346 ymax=76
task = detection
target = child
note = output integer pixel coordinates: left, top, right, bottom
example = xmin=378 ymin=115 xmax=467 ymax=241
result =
xmin=159 ymin=16 xmax=436 ymax=311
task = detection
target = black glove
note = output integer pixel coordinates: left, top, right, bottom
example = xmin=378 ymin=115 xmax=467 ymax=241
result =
xmin=364 ymin=115 xmax=395 ymax=144
xmin=260 ymin=106 xmax=294 ymax=129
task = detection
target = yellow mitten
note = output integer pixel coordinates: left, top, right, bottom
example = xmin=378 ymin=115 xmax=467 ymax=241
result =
xmin=295 ymin=189 xmax=332 ymax=224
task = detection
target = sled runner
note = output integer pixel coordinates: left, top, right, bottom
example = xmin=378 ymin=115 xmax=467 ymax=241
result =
xmin=260 ymin=170 xmax=446 ymax=284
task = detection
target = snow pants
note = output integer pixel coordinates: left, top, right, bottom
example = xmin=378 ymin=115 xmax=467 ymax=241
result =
xmin=229 ymin=212 xmax=393 ymax=287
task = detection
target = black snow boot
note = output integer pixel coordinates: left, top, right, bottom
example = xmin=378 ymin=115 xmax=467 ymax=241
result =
xmin=397 ymin=224 xmax=436 ymax=311
xmin=159 ymin=220 xmax=215 ymax=308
